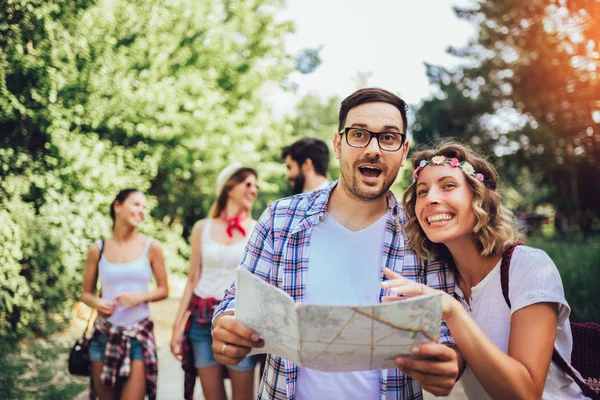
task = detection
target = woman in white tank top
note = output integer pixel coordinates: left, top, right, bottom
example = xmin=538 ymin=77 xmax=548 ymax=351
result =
xmin=81 ymin=189 xmax=169 ymax=400
xmin=170 ymin=163 xmax=259 ymax=400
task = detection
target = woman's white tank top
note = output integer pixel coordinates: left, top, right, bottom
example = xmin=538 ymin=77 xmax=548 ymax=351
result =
xmin=193 ymin=219 xmax=254 ymax=300
xmin=97 ymin=238 xmax=153 ymax=326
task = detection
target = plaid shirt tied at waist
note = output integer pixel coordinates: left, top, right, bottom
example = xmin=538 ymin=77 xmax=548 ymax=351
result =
xmin=182 ymin=295 xmax=219 ymax=400
xmin=212 ymin=181 xmax=457 ymax=400
xmin=89 ymin=316 xmax=158 ymax=400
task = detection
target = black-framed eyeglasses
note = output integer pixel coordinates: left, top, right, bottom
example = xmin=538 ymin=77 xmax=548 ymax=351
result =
xmin=339 ymin=127 xmax=406 ymax=152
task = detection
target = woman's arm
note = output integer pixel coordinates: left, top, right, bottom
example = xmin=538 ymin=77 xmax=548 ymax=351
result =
xmin=383 ymin=269 xmax=558 ymax=400
xmin=147 ymin=240 xmax=169 ymax=302
xmin=170 ymin=220 xmax=206 ymax=359
xmin=445 ymin=300 xmax=558 ymax=400
xmin=81 ymin=243 xmax=115 ymax=317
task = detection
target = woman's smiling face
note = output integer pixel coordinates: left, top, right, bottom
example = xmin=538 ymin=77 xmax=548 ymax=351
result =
xmin=414 ymin=164 xmax=476 ymax=246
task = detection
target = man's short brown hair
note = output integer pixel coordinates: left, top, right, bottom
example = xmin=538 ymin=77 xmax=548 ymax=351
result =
xmin=338 ymin=88 xmax=408 ymax=133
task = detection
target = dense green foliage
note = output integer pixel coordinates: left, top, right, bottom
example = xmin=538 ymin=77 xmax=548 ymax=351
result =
xmin=529 ymin=238 xmax=600 ymax=323
xmin=0 ymin=0 xmax=303 ymax=339
xmin=413 ymin=0 xmax=600 ymax=231
xmin=0 ymin=335 xmax=87 ymax=400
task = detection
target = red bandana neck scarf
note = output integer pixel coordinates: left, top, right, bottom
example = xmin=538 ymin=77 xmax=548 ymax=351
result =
xmin=220 ymin=211 xmax=247 ymax=237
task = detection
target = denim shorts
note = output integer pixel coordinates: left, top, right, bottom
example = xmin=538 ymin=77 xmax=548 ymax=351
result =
xmin=189 ymin=319 xmax=257 ymax=371
xmin=89 ymin=332 xmax=144 ymax=362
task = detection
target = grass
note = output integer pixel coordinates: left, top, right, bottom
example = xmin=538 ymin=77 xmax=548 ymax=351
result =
xmin=528 ymin=236 xmax=600 ymax=323
xmin=0 ymin=335 xmax=87 ymax=400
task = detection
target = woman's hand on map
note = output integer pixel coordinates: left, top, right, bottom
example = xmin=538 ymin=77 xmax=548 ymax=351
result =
xmin=381 ymin=268 xmax=461 ymax=320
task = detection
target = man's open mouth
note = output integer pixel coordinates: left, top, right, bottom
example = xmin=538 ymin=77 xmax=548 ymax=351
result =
xmin=359 ymin=166 xmax=382 ymax=178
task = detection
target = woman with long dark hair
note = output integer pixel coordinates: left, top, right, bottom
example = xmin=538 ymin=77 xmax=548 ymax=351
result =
xmin=82 ymin=189 xmax=168 ymax=400
xmin=171 ymin=164 xmax=259 ymax=400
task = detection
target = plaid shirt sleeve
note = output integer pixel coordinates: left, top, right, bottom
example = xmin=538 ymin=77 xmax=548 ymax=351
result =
xmin=213 ymin=204 xmax=276 ymax=322
xmin=421 ymin=257 xmax=456 ymax=346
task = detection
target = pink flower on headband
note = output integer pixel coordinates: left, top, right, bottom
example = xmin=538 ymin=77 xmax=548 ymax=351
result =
xmin=477 ymin=173 xmax=484 ymax=182
xmin=413 ymin=167 xmax=421 ymax=179
xmin=450 ymin=158 xmax=459 ymax=167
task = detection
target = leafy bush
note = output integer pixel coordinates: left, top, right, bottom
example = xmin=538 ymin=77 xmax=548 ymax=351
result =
xmin=528 ymin=237 xmax=600 ymax=323
xmin=1 ymin=0 xmax=295 ymax=341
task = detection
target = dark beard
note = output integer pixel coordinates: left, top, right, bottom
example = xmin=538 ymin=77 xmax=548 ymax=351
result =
xmin=292 ymin=172 xmax=306 ymax=195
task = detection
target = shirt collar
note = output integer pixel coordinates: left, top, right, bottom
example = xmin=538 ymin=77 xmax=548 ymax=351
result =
xmin=305 ymin=180 xmax=402 ymax=222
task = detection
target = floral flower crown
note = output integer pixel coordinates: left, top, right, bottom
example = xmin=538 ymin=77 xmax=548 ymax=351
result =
xmin=413 ymin=155 xmax=485 ymax=183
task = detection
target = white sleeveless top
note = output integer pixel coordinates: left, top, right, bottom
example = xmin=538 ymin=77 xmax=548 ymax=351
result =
xmin=97 ymin=238 xmax=153 ymax=327
xmin=193 ymin=218 xmax=254 ymax=300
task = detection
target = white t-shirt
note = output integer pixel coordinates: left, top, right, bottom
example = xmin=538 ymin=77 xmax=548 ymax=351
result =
xmin=454 ymin=245 xmax=586 ymax=399
xmin=295 ymin=212 xmax=387 ymax=400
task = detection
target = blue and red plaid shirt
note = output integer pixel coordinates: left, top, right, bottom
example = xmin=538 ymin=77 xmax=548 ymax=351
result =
xmin=213 ymin=182 xmax=456 ymax=400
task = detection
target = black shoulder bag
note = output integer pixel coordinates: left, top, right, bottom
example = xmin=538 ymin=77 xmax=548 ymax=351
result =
xmin=68 ymin=239 xmax=104 ymax=376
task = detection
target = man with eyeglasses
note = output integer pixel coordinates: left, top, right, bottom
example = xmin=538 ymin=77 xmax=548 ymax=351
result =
xmin=212 ymin=88 xmax=464 ymax=399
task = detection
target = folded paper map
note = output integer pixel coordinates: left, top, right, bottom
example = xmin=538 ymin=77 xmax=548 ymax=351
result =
xmin=235 ymin=267 xmax=443 ymax=372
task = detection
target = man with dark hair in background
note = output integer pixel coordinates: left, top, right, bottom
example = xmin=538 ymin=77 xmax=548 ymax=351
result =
xmin=281 ymin=138 xmax=330 ymax=194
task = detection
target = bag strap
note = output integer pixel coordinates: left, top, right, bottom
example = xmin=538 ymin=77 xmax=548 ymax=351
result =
xmin=81 ymin=239 xmax=104 ymax=338
xmin=500 ymin=243 xmax=599 ymax=399
xmin=499 ymin=242 xmax=523 ymax=307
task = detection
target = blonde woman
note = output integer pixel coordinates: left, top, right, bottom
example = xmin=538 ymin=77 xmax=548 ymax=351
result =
xmin=171 ymin=164 xmax=259 ymax=400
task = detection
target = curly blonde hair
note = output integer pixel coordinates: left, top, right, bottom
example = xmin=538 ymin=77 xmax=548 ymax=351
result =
xmin=402 ymin=139 xmax=523 ymax=262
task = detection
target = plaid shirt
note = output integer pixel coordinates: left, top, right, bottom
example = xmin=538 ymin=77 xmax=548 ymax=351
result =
xmin=213 ymin=182 xmax=456 ymax=400
xmin=90 ymin=317 xmax=158 ymax=400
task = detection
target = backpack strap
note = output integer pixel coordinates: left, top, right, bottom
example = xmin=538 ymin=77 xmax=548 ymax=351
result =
xmin=499 ymin=243 xmax=599 ymax=399
xmin=499 ymin=242 xmax=523 ymax=309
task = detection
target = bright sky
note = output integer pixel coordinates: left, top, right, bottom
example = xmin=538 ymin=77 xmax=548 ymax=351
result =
xmin=270 ymin=0 xmax=477 ymax=115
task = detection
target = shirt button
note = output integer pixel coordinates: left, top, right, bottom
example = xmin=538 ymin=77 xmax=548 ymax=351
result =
xmin=319 ymin=212 xmax=324 ymax=217
xmin=541 ymin=292 xmax=546 ymax=297
xmin=528 ymin=294 xmax=534 ymax=299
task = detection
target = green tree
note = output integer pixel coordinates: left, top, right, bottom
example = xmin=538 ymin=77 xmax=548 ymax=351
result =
xmin=0 ymin=0 xmax=297 ymax=339
xmin=414 ymin=0 xmax=600 ymax=230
